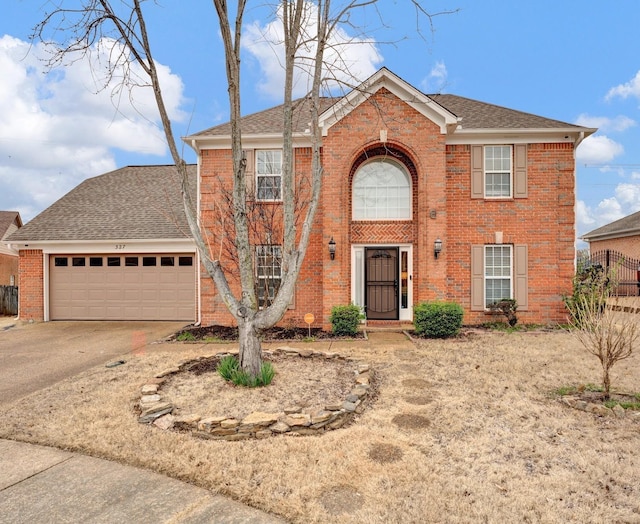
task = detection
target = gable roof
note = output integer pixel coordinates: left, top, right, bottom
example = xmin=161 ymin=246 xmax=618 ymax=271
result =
xmin=0 ymin=211 xmax=22 ymax=240
xmin=186 ymin=67 xmax=593 ymax=143
xmin=7 ymin=165 xmax=196 ymax=243
xmin=190 ymin=96 xmax=340 ymax=137
xmin=581 ymin=210 xmax=640 ymax=242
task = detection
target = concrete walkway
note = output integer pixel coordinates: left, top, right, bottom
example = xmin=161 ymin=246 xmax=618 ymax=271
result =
xmin=0 ymin=439 xmax=286 ymax=523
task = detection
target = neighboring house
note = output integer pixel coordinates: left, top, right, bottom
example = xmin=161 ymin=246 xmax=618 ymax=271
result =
xmin=0 ymin=211 xmax=22 ymax=286
xmin=581 ymin=210 xmax=640 ymax=259
xmin=5 ymin=166 xmax=198 ymax=321
xmin=7 ymin=68 xmax=595 ymax=327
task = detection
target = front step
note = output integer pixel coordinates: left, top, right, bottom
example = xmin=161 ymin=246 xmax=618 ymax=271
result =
xmin=361 ymin=321 xmax=413 ymax=332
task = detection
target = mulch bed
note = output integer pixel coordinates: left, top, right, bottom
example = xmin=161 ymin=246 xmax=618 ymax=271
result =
xmin=174 ymin=324 xmax=366 ymax=341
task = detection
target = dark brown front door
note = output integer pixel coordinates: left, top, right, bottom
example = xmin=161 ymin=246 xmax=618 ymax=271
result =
xmin=365 ymin=248 xmax=399 ymax=320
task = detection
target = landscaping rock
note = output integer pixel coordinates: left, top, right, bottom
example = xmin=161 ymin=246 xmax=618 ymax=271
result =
xmin=139 ymin=347 xmax=374 ymax=439
xmin=153 ymin=414 xmax=174 ymax=430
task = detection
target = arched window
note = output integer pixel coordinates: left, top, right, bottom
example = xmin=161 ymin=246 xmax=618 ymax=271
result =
xmin=352 ymin=159 xmax=411 ymax=220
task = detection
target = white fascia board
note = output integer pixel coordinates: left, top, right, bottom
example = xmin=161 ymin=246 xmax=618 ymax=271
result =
xmin=319 ymin=69 xmax=458 ymax=136
xmin=581 ymin=228 xmax=640 ymax=242
xmin=445 ymin=128 xmax=596 ymax=145
xmin=13 ymin=238 xmax=196 ymax=254
xmin=187 ymin=133 xmax=313 ymax=151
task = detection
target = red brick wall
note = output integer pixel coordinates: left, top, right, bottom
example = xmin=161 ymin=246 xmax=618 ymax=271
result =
xmin=198 ymin=91 xmax=577 ymax=328
xmin=588 ymin=237 xmax=640 ymax=260
xmin=320 ymin=88 xmax=447 ymax=326
xmin=446 ymin=143 xmax=576 ymax=325
xmin=198 ymin=147 xmax=324 ymax=327
xmin=0 ymin=254 xmax=18 ymax=286
xmin=18 ymin=249 xmax=44 ymax=321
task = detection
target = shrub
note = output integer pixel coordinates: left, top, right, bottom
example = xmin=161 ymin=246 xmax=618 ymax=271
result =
xmin=487 ymin=299 xmax=518 ymax=326
xmin=564 ymin=263 xmax=612 ymax=327
xmin=216 ymin=355 xmax=275 ymax=387
xmin=413 ymin=301 xmax=463 ymax=338
xmin=330 ymin=304 xmax=363 ymax=337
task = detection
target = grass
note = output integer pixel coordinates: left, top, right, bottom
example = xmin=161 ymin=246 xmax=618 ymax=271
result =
xmin=175 ymin=331 xmax=196 ymax=342
xmin=553 ymin=383 xmax=604 ymax=396
xmin=1 ymin=331 xmax=639 ymax=522
xmin=217 ymin=355 xmax=275 ymax=387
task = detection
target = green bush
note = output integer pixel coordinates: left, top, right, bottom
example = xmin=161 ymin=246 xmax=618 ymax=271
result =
xmin=413 ymin=301 xmax=464 ymax=338
xmin=216 ymin=355 xmax=275 ymax=387
xmin=563 ymin=263 xmax=612 ymax=327
xmin=329 ymin=304 xmax=363 ymax=336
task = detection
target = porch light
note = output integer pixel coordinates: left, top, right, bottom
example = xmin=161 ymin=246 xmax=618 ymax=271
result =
xmin=434 ymin=238 xmax=443 ymax=259
xmin=328 ymin=237 xmax=336 ymax=260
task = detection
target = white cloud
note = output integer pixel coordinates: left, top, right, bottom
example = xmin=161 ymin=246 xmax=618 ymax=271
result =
xmin=605 ymin=70 xmax=640 ymax=101
xmin=575 ymin=113 xmax=636 ymax=133
xmin=575 ymin=134 xmax=624 ymax=165
xmin=577 ymin=184 xmax=640 ymax=239
xmin=0 ymin=35 xmax=187 ymax=221
xmin=420 ymin=61 xmax=448 ymax=93
xmin=242 ymin=2 xmax=383 ymax=99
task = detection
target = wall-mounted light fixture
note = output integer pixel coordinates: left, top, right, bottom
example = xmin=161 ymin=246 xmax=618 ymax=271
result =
xmin=328 ymin=237 xmax=336 ymax=260
xmin=434 ymin=238 xmax=443 ymax=259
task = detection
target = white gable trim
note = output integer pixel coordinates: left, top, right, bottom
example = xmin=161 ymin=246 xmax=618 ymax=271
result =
xmin=319 ymin=68 xmax=459 ymax=136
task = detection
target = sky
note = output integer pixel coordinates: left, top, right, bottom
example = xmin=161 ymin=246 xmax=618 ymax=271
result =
xmin=1 ymin=1 xmax=639 ymax=248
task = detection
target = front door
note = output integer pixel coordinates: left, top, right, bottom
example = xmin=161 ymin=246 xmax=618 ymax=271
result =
xmin=365 ymin=247 xmax=399 ymax=320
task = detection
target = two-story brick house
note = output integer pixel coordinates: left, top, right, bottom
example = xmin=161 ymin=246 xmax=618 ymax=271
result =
xmin=7 ymin=68 xmax=594 ymax=326
xmin=186 ymin=68 xmax=595 ymax=328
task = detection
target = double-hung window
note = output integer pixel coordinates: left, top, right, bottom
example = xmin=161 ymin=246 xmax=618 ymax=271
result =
xmin=256 ymin=245 xmax=282 ymax=307
xmin=484 ymin=245 xmax=512 ymax=307
xmin=484 ymin=145 xmax=512 ymax=198
xmin=256 ymin=150 xmax=282 ymax=201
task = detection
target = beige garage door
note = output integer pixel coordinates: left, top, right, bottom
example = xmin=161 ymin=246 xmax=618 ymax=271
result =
xmin=49 ymin=253 xmax=196 ymax=321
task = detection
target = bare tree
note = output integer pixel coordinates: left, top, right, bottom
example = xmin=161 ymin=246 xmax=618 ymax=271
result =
xmin=569 ymin=268 xmax=638 ymax=398
xmin=33 ymin=0 xmax=452 ymax=378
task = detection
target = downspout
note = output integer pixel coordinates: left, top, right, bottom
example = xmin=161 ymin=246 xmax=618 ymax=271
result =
xmin=192 ymin=138 xmax=202 ymax=327
xmin=573 ymin=131 xmax=586 ymax=272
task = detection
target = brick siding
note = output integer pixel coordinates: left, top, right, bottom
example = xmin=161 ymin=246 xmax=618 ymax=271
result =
xmin=18 ymin=249 xmax=44 ymax=320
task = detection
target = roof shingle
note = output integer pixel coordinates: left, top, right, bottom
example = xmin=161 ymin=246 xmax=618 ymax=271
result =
xmin=8 ymin=165 xmax=196 ymax=242
xmin=582 ymin=210 xmax=640 ymax=240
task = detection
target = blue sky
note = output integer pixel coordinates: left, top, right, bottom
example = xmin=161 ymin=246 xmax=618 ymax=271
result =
xmin=1 ymin=1 xmax=639 ymax=248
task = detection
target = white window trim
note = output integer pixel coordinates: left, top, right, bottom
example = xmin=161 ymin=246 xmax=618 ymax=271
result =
xmin=484 ymin=145 xmax=513 ymax=199
xmin=256 ymin=149 xmax=282 ymax=202
xmin=484 ymin=244 xmax=513 ymax=308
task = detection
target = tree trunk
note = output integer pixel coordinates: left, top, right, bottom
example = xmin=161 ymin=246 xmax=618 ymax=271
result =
xmin=238 ymin=319 xmax=262 ymax=378
xmin=602 ymin=365 xmax=611 ymax=400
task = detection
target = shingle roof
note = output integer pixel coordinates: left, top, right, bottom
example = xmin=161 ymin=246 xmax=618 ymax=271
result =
xmin=0 ymin=211 xmax=21 ymax=239
xmin=8 ymin=165 xmax=196 ymax=242
xmin=582 ymin=210 xmax=640 ymax=241
xmin=428 ymin=94 xmax=583 ymax=130
xmin=191 ymin=91 xmax=583 ymax=138
xmin=191 ymin=96 xmax=340 ymax=137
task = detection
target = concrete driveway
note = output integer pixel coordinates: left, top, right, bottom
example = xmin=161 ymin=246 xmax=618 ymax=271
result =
xmin=0 ymin=318 xmax=187 ymax=407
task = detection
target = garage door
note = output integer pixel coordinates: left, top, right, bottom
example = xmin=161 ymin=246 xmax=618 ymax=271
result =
xmin=49 ymin=253 xmax=196 ymax=321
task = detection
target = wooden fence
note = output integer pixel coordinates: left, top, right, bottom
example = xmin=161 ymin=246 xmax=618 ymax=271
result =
xmin=0 ymin=286 xmax=18 ymax=316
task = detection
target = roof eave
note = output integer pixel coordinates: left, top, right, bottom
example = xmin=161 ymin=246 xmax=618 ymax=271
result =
xmin=184 ymin=132 xmax=313 ymax=151
xmin=581 ymin=227 xmax=640 ymax=242
xmin=446 ymin=127 xmax=597 ymax=145
xmin=319 ymin=68 xmax=458 ymax=136
xmin=6 ymin=237 xmax=196 ymax=247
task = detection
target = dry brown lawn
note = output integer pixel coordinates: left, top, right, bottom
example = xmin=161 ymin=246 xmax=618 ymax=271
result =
xmin=1 ymin=330 xmax=639 ymax=523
